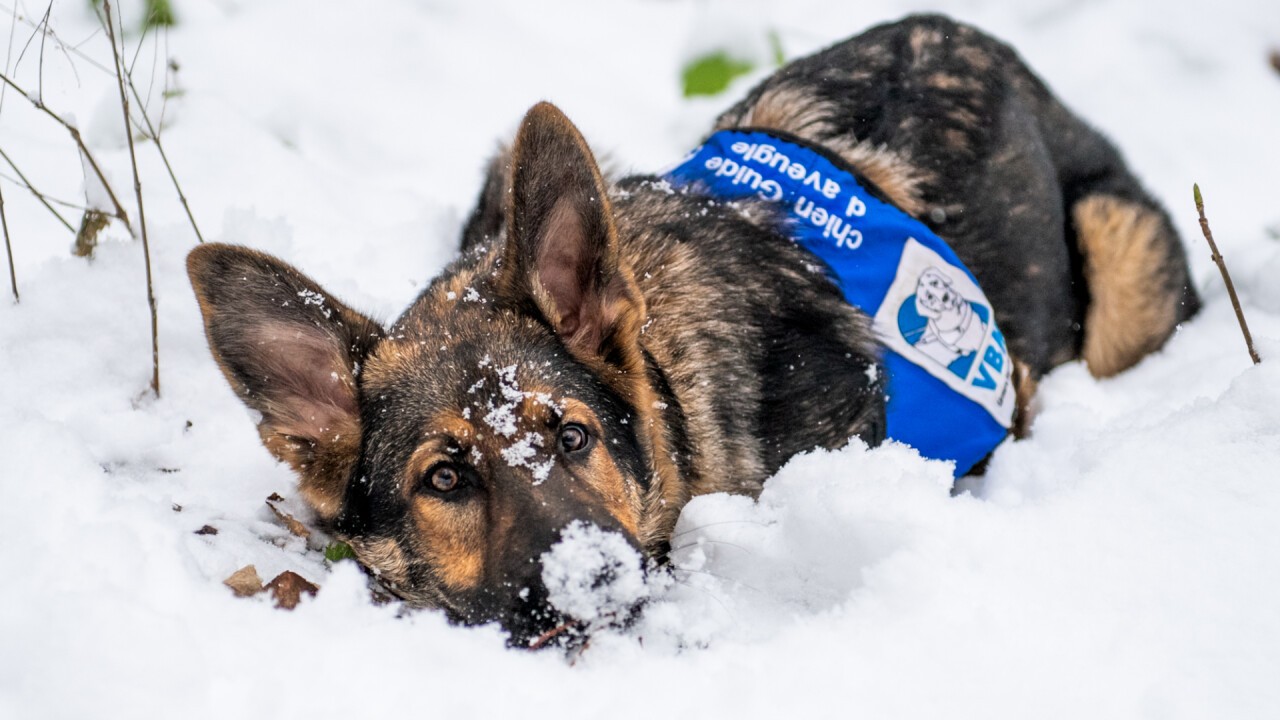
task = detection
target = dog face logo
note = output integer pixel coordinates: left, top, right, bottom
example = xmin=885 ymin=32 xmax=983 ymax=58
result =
xmin=898 ymin=267 xmax=990 ymax=377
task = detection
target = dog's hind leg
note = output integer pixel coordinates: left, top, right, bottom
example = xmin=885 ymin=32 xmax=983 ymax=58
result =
xmin=1071 ymin=192 xmax=1199 ymax=377
xmin=1035 ymin=100 xmax=1201 ymax=378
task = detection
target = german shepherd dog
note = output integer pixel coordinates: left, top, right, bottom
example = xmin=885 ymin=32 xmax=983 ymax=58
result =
xmin=188 ymin=15 xmax=1199 ymax=645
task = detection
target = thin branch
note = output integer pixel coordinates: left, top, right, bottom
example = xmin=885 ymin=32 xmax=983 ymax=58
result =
xmin=142 ymin=18 xmax=160 ymax=115
xmin=104 ymin=0 xmax=159 ymax=395
xmin=0 ymin=69 xmax=134 ymax=234
xmin=158 ymin=38 xmax=174 ymax=131
xmin=0 ymin=170 xmax=94 ymax=213
xmin=72 ymin=26 xmax=103 ymax=52
xmin=124 ymin=56 xmax=203 ymax=242
xmin=0 ymin=180 xmax=16 ymax=302
xmin=129 ymin=5 xmax=154 ymax=75
xmin=2 ymin=8 xmax=20 ymax=301
xmin=0 ymin=1 xmax=17 ymax=113
xmin=0 ymin=145 xmax=76 ymax=232
xmin=0 ymin=1 xmax=113 ymax=76
xmin=12 ymin=4 xmax=47 ymax=80
xmin=1194 ymin=184 xmax=1261 ymax=365
xmin=37 ymin=1 xmax=50 ymax=102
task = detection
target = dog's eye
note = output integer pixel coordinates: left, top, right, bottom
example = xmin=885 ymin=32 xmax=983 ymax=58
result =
xmin=559 ymin=423 xmax=589 ymax=454
xmin=426 ymin=463 xmax=462 ymax=493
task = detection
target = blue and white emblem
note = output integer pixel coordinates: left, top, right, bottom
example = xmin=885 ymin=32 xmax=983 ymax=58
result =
xmin=874 ymin=238 xmax=1014 ymax=425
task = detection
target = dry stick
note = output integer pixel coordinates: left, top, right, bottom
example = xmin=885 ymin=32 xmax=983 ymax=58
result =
xmin=0 ymin=167 xmax=94 ymax=213
xmin=0 ymin=181 xmax=16 ymax=301
xmin=0 ymin=1 xmax=103 ymax=85
xmin=1194 ymin=184 xmax=1261 ymax=365
xmin=0 ymin=72 xmax=134 ymax=235
xmin=103 ymin=0 xmax=159 ymax=396
xmin=36 ymin=1 xmax=50 ymax=102
xmin=125 ymin=71 xmax=204 ymax=243
xmin=0 ymin=146 xmax=75 ymax=232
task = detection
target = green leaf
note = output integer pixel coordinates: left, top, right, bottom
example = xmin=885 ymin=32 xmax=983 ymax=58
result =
xmin=324 ymin=541 xmax=357 ymax=563
xmin=682 ymin=52 xmax=755 ymax=98
xmin=143 ymin=0 xmax=177 ymax=29
xmin=90 ymin=0 xmax=176 ymax=29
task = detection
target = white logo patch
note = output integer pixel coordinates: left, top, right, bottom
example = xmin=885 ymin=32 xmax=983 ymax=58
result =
xmin=872 ymin=238 xmax=1015 ymax=427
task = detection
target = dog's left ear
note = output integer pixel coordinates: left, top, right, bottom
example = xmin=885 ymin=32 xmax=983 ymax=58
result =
xmin=499 ymin=102 xmax=646 ymax=376
xmin=187 ymin=244 xmax=383 ymax=521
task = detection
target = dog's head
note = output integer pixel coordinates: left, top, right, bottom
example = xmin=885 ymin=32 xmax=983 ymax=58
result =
xmin=914 ymin=267 xmax=964 ymax=321
xmin=188 ymin=103 xmax=664 ymax=646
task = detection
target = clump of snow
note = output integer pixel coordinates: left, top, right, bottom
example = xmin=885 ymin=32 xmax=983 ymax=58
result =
xmin=481 ymin=364 xmax=523 ymax=438
xmin=78 ymin=149 xmax=116 ymax=214
xmin=296 ymin=288 xmax=331 ymax=318
xmin=500 ymin=431 xmax=555 ymax=484
xmin=541 ymin=521 xmax=650 ymax=628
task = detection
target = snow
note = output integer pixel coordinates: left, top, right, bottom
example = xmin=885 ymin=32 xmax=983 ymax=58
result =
xmin=1 ymin=0 xmax=1279 ymax=718
xmin=500 ymin=431 xmax=555 ymax=484
xmin=541 ymin=521 xmax=651 ymax=631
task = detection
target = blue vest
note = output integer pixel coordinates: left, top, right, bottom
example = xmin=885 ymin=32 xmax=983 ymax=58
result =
xmin=665 ymin=129 xmax=1015 ymax=476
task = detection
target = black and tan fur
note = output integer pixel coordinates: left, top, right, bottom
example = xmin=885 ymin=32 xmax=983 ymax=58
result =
xmin=188 ymin=15 xmax=1198 ymax=644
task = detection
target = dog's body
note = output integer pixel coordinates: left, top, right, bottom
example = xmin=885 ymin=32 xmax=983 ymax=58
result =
xmin=189 ymin=15 xmax=1198 ymax=644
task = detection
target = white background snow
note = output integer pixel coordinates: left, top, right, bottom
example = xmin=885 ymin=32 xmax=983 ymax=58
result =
xmin=2 ymin=0 xmax=1279 ymax=717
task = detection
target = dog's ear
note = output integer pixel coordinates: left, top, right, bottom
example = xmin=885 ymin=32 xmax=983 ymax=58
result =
xmin=498 ymin=102 xmax=646 ymax=376
xmin=186 ymin=244 xmax=383 ymax=520
xmin=459 ymin=144 xmax=510 ymax=254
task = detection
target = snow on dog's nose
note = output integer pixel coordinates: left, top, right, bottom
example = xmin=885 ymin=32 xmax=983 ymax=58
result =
xmin=537 ymin=521 xmax=650 ymax=645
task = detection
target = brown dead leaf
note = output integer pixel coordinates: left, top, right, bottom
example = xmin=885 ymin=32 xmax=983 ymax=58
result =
xmin=264 ymin=571 xmax=319 ymax=610
xmin=223 ymin=565 xmax=264 ymax=597
xmin=72 ymin=209 xmax=110 ymax=258
xmin=194 ymin=525 xmax=218 ymax=536
xmin=265 ymin=498 xmax=311 ymax=539
xmin=267 ymin=492 xmax=285 ymax=502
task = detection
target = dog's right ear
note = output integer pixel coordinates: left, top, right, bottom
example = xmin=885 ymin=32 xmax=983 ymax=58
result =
xmin=187 ymin=244 xmax=384 ymax=520
xmin=497 ymin=102 xmax=646 ymax=382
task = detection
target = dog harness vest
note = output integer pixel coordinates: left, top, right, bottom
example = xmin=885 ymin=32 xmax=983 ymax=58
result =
xmin=665 ymin=129 xmax=1015 ymax=476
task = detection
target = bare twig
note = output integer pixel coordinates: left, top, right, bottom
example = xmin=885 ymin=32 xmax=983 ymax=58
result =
xmin=2 ymin=7 xmax=19 ymax=302
xmin=129 ymin=4 xmax=155 ymax=75
xmin=103 ymin=0 xmax=159 ymax=395
xmin=0 ymin=2 xmax=17 ymax=113
xmin=12 ymin=4 xmax=48 ymax=80
xmin=0 ymin=1 xmax=113 ymax=77
xmin=1 ymin=181 xmax=16 ymax=302
xmin=37 ymin=1 xmax=51 ymax=102
xmin=1194 ymin=184 xmax=1261 ymax=365
xmin=0 ymin=167 xmax=93 ymax=214
xmin=159 ymin=50 xmax=176 ymax=132
xmin=0 ymin=71 xmax=134 ymax=234
xmin=125 ymin=62 xmax=203 ymax=243
xmin=527 ymin=620 xmax=583 ymax=650
xmin=0 ymin=146 xmax=76 ymax=232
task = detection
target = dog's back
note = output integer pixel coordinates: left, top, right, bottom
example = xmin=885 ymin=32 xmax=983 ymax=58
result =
xmin=714 ymin=14 xmax=1200 ymax=381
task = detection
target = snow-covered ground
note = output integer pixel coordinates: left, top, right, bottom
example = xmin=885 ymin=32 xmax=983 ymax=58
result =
xmin=2 ymin=0 xmax=1279 ymax=717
